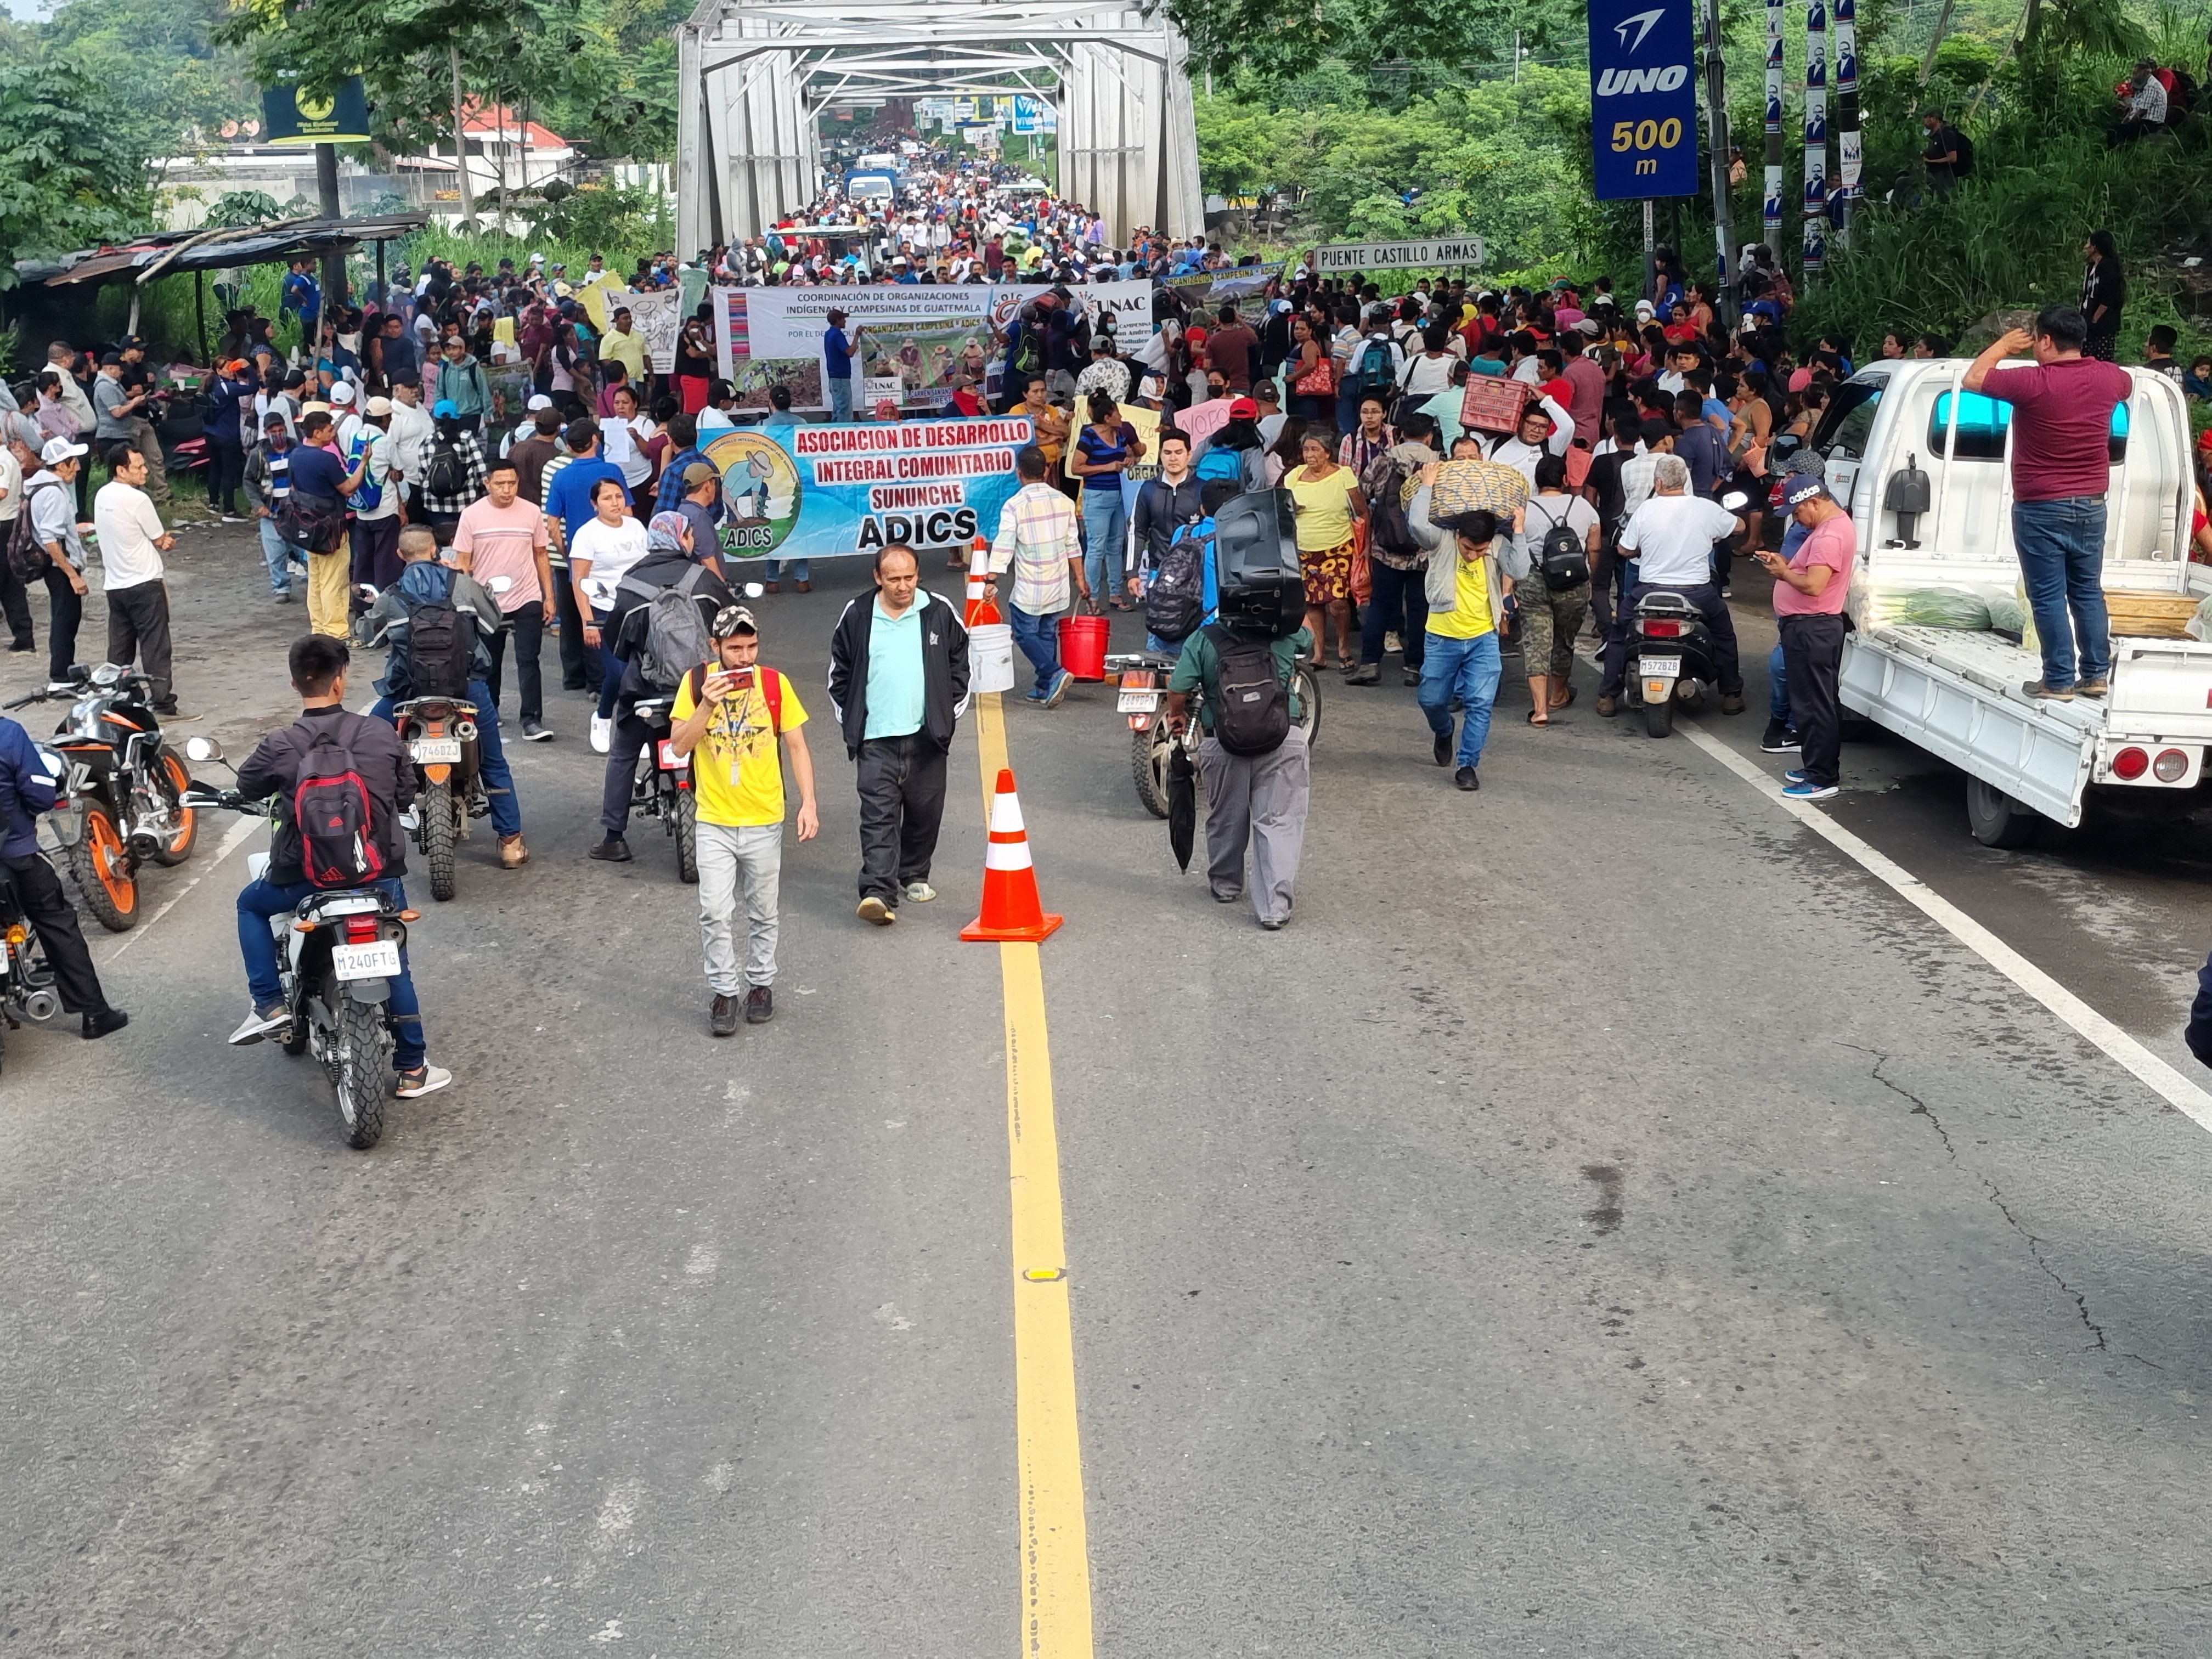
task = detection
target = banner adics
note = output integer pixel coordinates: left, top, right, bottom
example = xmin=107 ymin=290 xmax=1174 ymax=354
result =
xmin=1588 ymin=0 xmax=1701 ymax=200
xmin=701 ymin=417 xmax=1030 ymax=561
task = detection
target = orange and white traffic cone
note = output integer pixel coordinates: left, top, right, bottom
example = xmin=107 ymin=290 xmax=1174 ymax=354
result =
xmin=961 ymin=768 xmax=1064 ymax=943
xmin=964 ymin=535 xmax=1000 ymax=627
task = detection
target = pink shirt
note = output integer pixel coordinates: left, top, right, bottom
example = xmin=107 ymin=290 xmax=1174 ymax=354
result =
xmin=1773 ymin=510 xmax=1855 ymax=617
xmin=450 ymin=496 xmax=548 ymax=609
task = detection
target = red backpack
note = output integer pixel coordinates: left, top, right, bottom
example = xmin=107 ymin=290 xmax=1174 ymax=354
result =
xmin=292 ymin=715 xmax=386 ymax=889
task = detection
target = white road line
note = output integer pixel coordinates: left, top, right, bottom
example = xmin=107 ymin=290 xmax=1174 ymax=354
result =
xmin=1680 ymin=721 xmax=2212 ymax=1134
xmin=99 ymin=814 xmax=263 ymax=966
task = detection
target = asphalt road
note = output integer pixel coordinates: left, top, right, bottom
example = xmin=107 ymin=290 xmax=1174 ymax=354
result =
xmin=3 ymin=527 xmax=2210 ymax=1657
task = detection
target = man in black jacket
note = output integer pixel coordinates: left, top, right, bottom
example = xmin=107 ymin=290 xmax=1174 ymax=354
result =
xmin=225 ymin=634 xmax=450 ymax=1100
xmin=826 ymin=544 xmax=970 ymax=925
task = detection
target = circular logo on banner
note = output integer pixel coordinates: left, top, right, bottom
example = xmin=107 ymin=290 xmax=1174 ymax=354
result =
xmin=703 ymin=430 xmax=803 ymax=555
xmin=295 ymin=87 xmax=337 ymax=122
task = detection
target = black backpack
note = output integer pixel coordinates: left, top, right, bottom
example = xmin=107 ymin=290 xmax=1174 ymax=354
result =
xmin=1205 ymin=624 xmax=1290 ymax=757
xmin=1949 ymin=128 xmax=1975 ymax=179
xmin=292 ymin=714 xmax=387 ymax=890
xmin=423 ymin=434 xmax=466 ymax=499
xmin=1528 ymin=498 xmax=1592 ymax=591
xmin=394 ymin=588 xmax=476 ymax=699
xmin=1144 ymin=515 xmax=1211 ymax=645
xmin=1362 ymin=455 xmax=1421 ymax=558
xmin=6 ymin=480 xmax=60 ymax=581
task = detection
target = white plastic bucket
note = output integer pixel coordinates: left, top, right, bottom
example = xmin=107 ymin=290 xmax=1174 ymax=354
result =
xmin=970 ymin=622 xmax=1016 ymax=695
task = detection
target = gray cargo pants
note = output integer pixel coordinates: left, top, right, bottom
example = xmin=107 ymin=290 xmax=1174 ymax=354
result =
xmin=1195 ymin=724 xmax=1309 ymax=927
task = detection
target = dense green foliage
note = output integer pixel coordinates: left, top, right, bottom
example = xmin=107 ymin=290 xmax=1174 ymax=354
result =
xmin=0 ymin=57 xmax=157 ymax=283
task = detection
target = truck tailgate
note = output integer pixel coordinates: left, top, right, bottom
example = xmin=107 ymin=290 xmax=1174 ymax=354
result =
xmin=2106 ymin=637 xmax=2212 ymax=741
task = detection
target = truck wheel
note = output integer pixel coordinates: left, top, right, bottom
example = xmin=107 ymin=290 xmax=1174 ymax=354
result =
xmin=1966 ymin=777 xmax=2038 ymax=848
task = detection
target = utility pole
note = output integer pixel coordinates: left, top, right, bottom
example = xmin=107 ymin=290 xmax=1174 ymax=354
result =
xmin=450 ymin=45 xmax=477 ymax=228
xmin=1698 ymin=0 xmax=1737 ymax=324
xmin=1643 ymin=199 xmax=1657 ymax=303
xmin=315 ymin=140 xmax=347 ymax=308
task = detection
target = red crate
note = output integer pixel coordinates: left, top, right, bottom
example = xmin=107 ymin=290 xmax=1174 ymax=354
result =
xmin=1460 ymin=376 xmax=1534 ymax=435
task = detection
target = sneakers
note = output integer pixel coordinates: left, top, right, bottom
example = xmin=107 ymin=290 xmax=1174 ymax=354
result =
xmin=1044 ymin=668 xmax=1073 ymax=707
xmin=394 ymin=1064 xmax=453 ymax=1099
xmin=589 ymin=714 xmax=612 ymax=752
xmin=2023 ymin=679 xmax=2076 ymax=701
xmin=1782 ymin=778 xmax=1839 ymax=800
xmin=2074 ymin=677 xmax=2108 ymax=698
xmin=1432 ymin=730 xmax=1452 ymax=767
xmin=81 ymin=1007 xmax=129 ymax=1040
xmin=1403 ymin=665 xmax=1421 ymax=687
xmin=1023 ymin=687 xmax=1050 ymax=704
xmin=588 ymin=836 xmax=633 ymax=862
xmin=521 ymin=719 xmax=552 ymax=741
xmin=228 ymin=1002 xmax=291 ymax=1046
xmin=902 ymin=881 xmax=936 ymax=903
xmin=272 ymin=589 xmax=292 ymax=603
xmin=498 ymin=833 xmax=529 ymax=868
xmin=857 ymin=895 xmax=896 ymax=926
xmin=745 ymin=985 xmax=774 ymax=1024
xmin=1384 ymin=630 xmax=1403 ymax=654
xmin=1344 ymin=662 xmax=1380 ymax=685
xmin=1759 ymin=721 xmax=1802 ymax=753
xmin=1454 ymin=765 xmax=1481 ymax=792
xmin=1212 ymin=887 xmax=1244 ymax=903
xmin=710 ymin=994 xmax=741 ymax=1037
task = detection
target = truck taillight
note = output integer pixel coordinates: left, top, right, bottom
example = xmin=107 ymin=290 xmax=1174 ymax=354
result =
xmin=2153 ymin=748 xmax=2191 ymax=782
xmin=2111 ymin=746 xmax=2149 ymax=780
xmin=344 ymin=915 xmax=381 ymax=943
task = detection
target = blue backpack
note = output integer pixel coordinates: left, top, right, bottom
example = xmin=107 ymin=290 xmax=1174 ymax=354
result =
xmin=345 ymin=430 xmax=383 ymax=512
xmin=1143 ymin=514 xmax=1219 ymax=645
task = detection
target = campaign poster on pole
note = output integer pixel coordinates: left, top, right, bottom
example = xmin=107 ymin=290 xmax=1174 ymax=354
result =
xmin=1588 ymin=0 xmax=1701 ymax=200
xmin=702 ymin=416 xmax=1032 ymax=562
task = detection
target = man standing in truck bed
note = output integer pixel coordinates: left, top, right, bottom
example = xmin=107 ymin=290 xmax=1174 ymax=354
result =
xmin=1963 ymin=304 xmax=2134 ymax=703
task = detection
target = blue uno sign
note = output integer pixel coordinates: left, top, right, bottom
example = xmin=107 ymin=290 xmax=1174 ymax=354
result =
xmin=1588 ymin=0 xmax=1701 ymax=200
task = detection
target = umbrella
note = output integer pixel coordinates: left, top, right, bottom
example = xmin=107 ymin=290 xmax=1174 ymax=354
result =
xmin=1167 ymin=744 xmax=1197 ymax=872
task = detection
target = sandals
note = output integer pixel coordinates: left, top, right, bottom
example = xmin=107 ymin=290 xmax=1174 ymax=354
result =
xmin=1551 ymin=685 xmax=1577 ymax=710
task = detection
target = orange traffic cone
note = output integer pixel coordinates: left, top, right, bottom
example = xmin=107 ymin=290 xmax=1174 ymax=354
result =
xmin=961 ymin=769 xmax=1064 ymax=943
xmin=964 ymin=535 xmax=1000 ymax=626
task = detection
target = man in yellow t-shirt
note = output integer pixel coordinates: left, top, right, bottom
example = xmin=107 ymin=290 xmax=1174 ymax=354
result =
xmin=669 ymin=605 xmax=820 ymax=1035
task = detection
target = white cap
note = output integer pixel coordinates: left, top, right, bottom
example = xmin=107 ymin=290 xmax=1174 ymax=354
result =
xmin=40 ymin=437 xmax=88 ymax=466
xmin=526 ymin=393 xmax=555 ymax=411
xmin=329 ymin=381 xmax=356 ymax=404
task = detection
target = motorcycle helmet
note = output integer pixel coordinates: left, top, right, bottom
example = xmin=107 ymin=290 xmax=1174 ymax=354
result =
xmin=1211 ymin=488 xmax=1304 ymax=640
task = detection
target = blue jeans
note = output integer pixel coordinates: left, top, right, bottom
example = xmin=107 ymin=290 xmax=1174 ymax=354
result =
xmin=1419 ymin=629 xmax=1503 ymax=769
xmin=258 ymin=516 xmax=296 ymax=594
xmin=1081 ymin=487 xmax=1127 ymax=606
xmin=591 ymin=610 xmax=624 ymax=720
xmin=236 ymin=874 xmax=425 ymax=1072
xmin=2013 ymin=495 xmax=2110 ymax=687
xmin=1769 ymin=643 xmax=1791 ymax=723
xmin=827 ymin=376 xmax=854 ymax=422
xmin=1009 ymin=603 xmax=1060 ymax=693
xmin=371 ymin=681 xmax=523 ymax=837
xmin=764 ymin=557 xmax=810 ymax=582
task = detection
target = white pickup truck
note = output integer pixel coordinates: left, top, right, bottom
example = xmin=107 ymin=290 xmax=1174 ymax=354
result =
xmin=1810 ymin=358 xmax=2212 ymax=845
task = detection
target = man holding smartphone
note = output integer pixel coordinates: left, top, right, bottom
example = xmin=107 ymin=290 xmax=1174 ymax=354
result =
xmin=669 ymin=605 xmax=820 ymax=1036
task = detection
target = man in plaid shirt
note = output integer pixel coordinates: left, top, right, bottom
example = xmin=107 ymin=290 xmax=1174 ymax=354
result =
xmin=985 ymin=444 xmax=1085 ymax=707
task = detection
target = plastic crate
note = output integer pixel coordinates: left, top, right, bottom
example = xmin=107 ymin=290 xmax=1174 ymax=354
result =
xmin=1459 ymin=376 xmax=1534 ymax=436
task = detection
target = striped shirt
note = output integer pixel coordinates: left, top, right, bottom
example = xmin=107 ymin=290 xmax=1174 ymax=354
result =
xmin=989 ymin=482 xmax=1081 ymax=616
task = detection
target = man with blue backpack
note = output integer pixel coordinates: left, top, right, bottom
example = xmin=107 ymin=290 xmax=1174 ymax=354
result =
xmin=1336 ymin=308 xmax=1404 ymax=440
xmin=353 ymin=526 xmax=530 ymax=870
xmin=1130 ymin=430 xmax=1206 ymax=639
xmin=346 ymin=397 xmax=405 ymax=595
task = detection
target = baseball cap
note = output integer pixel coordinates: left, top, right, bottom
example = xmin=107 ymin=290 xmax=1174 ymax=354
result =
xmin=1783 ymin=472 xmax=1831 ymax=507
xmin=681 ymin=461 xmax=717 ymax=488
xmin=222 ymin=358 xmax=249 ymax=375
xmin=40 ymin=437 xmax=87 ymax=465
xmin=365 ymin=395 xmax=394 ymax=416
xmin=526 ymin=393 xmax=555 ymax=411
xmin=98 ymin=351 xmax=122 ymax=366
xmin=1228 ymin=396 xmax=1258 ymax=419
xmin=329 ymin=382 xmax=355 ymax=404
xmin=710 ymin=603 xmax=758 ymax=637
xmin=1575 ymin=318 xmax=1602 ymax=336
xmin=432 ymin=399 xmax=458 ymax=419
xmin=262 ymin=410 xmax=289 ymax=430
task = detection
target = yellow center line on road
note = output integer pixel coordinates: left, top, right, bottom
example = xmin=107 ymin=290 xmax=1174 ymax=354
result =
xmin=973 ymin=690 xmax=1094 ymax=1659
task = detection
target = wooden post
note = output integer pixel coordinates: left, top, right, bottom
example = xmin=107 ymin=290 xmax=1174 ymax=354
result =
xmin=450 ymin=45 xmax=477 ymax=228
xmin=195 ymin=270 xmax=208 ymax=363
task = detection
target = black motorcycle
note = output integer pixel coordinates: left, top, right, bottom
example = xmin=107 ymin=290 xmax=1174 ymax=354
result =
xmin=1621 ymin=590 xmax=1720 ymax=739
xmin=0 ymin=871 xmax=66 ymax=1082
xmin=391 ymin=693 xmax=486 ymax=903
xmin=182 ymin=739 xmax=414 ymax=1151
xmin=2 ymin=663 xmax=197 ymax=930
xmin=623 ymin=690 xmax=698 ymax=882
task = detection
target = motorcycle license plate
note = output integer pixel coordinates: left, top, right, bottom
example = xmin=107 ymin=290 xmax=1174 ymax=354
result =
xmin=331 ymin=939 xmax=402 ymax=981
xmin=1116 ymin=688 xmax=1161 ymax=714
xmin=657 ymin=740 xmax=688 ymax=772
xmin=411 ymin=737 xmax=462 ymax=765
xmin=1639 ymin=656 xmax=1682 ymax=678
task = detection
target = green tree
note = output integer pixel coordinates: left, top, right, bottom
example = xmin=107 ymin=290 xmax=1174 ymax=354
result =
xmin=0 ymin=56 xmax=154 ymax=284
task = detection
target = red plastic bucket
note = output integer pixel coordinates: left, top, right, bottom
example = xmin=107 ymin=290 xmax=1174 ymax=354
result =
xmin=1058 ymin=613 xmax=1111 ymax=681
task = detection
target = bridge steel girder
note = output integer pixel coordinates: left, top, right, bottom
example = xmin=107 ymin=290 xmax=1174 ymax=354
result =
xmin=675 ymin=0 xmax=1201 ymax=250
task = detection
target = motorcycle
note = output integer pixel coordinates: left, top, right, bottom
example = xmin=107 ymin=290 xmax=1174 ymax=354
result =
xmin=156 ymin=387 xmax=211 ymax=481
xmin=1105 ymin=648 xmax=1322 ymax=819
xmin=180 ymin=738 xmax=414 ymax=1150
xmin=368 ymin=584 xmax=489 ymax=903
xmin=0 ymin=871 xmax=66 ymax=1082
xmin=624 ymin=688 xmax=699 ymax=883
xmin=1 ymin=663 xmax=197 ymax=931
xmin=1621 ymin=490 xmax=1746 ymax=741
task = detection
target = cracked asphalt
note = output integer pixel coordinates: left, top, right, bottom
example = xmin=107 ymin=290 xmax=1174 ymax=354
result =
xmin=2 ymin=528 xmax=2210 ymax=1657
